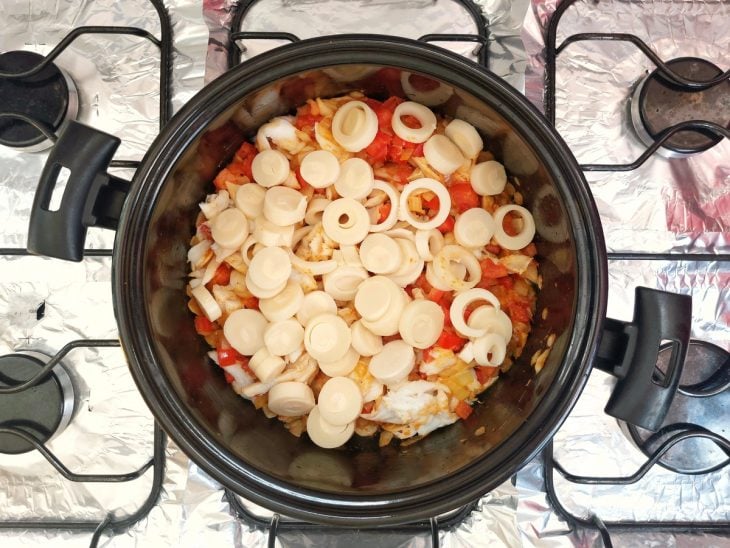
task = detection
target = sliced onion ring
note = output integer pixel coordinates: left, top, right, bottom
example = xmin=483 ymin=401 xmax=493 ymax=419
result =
xmin=449 ymin=288 xmax=501 ymax=339
xmin=493 ymin=205 xmax=536 ymax=250
xmin=398 ymin=178 xmax=451 ymax=230
xmin=391 ymin=101 xmax=437 ymax=143
xmin=415 ymin=229 xmax=444 ymax=261
xmin=432 ymin=245 xmax=481 ymax=291
xmin=289 ymin=250 xmax=338 ymax=276
xmin=369 ymin=180 xmax=400 ymax=232
xmin=472 ymin=333 xmax=507 ymax=367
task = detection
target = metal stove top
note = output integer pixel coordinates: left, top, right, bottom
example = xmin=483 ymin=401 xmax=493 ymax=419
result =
xmin=0 ymin=0 xmax=728 ymax=546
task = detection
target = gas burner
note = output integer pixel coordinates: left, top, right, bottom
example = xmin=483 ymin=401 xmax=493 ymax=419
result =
xmin=0 ymin=351 xmax=76 ymax=455
xmin=0 ymin=51 xmax=78 ymax=152
xmin=629 ymin=57 xmax=729 ymax=158
xmin=621 ymin=340 xmax=730 ymax=474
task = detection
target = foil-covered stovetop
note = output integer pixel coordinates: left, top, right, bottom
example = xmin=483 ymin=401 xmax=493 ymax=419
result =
xmin=0 ymin=0 xmax=728 ymax=546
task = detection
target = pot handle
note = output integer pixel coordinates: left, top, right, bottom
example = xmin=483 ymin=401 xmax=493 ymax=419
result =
xmin=27 ymin=121 xmax=129 ymax=262
xmin=595 ymin=287 xmax=691 ymax=431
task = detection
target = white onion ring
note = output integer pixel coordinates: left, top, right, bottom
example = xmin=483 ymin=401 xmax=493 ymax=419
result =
xmin=449 ymin=289 xmax=501 ymax=339
xmin=304 ymin=197 xmax=331 ymax=226
xmin=415 ymin=229 xmax=444 ymax=261
xmin=398 ymin=178 xmax=451 ymax=230
xmin=425 ymin=262 xmax=452 ymax=291
xmin=432 ymin=245 xmax=481 ymax=291
xmin=472 ymin=333 xmax=507 ymax=367
xmin=288 ymin=250 xmax=338 ymax=276
xmin=240 ymin=235 xmax=258 ymax=266
xmin=369 ymin=180 xmax=400 ymax=232
xmin=493 ymin=205 xmax=536 ymax=250
xmin=391 ymin=101 xmax=437 ymax=143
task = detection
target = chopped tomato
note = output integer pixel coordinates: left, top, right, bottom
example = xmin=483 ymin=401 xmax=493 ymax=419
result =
xmin=437 ymin=329 xmax=466 ymax=352
xmin=387 ymin=163 xmax=414 ymax=184
xmin=224 ymin=371 xmax=235 ymax=384
xmin=217 ymin=346 xmax=239 ymax=366
xmin=455 ymin=400 xmax=473 ymax=420
xmin=426 ymin=288 xmax=445 ymax=303
xmin=412 ymin=143 xmax=424 ymax=157
xmin=378 ymin=202 xmax=391 ymax=223
xmin=485 ymin=243 xmax=502 ymax=255
xmin=475 ymin=366 xmax=499 ymax=385
xmin=294 ymin=112 xmax=322 ymax=131
xmin=413 ymin=273 xmax=432 ymax=293
xmin=480 ymin=258 xmax=509 ymax=279
xmin=235 ymin=141 xmax=257 ymax=161
xmin=194 ymin=316 xmax=217 ymax=336
xmin=382 ymin=334 xmax=401 ymax=344
xmin=449 ymin=183 xmax=479 ymax=212
xmin=437 ymin=215 xmax=455 ymax=234
xmin=440 ymin=302 xmax=452 ymax=327
xmin=295 ymin=167 xmax=310 ymax=190
xmin=422 ymin=194 xmax=440 ymax=211
xmin=422 ymin=347 xmax=435 ymax=362
xmin=361 ymin=401 xmax=374 ymax=414
xmin=507 ymin=301 xmax=532 ymax=323
xmin=382 ymin=96 xmax=404 ymax=112
xmin=243 ymin=296 xmax=259 ymax=310
xmin=198 ymin=222 xmax=212 ymax=241
xmin=210 ymin=262 xmax=232 ymax=286
xmin=364 ymin=131 xmax=391 ymax=164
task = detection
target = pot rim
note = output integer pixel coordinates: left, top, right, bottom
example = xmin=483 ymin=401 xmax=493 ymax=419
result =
xmin=114 ymin=34 xmax=607 ymax=525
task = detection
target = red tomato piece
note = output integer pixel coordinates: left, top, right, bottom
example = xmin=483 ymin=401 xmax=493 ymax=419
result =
xmin=449 ymin=183 xmax=480 ymax=213
xmin=361 ymin=401 xmax=375 ymax=414
xmin=426 ymin=288 xmax=445 ymax=303
xmin=217 ymin=346 xmax=238 ymax=366
xmin=480 ymin=258 xmax=509 ymax=279
xmin=437 ymin=215 xmax=455 ymax=234
xmin=422 ymin=194 xmax=440 ymax=211
xmin=209 ymin=262 xmax=232 ymax=286
xmin=455 ymin=400 xmax=473 ymax=420
xmin=378 ymin=202 xmax=391 ymax=223
xmin=436 ymin=329 xmax=467 ymax=352
xmin=475 ymin=366 xmax=499 ymax=385
xmin=194 ymin=316 xmax=217 ymax=336
xmin=224 ymin=371 xmax=235 ymax=384
xmin=365 ymin=131 xmax=391 ymax=164
xmin=243 ymin=296 xmax=259 ymax=310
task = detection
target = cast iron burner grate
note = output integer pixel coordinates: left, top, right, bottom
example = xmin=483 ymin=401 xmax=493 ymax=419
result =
xmin=0 ymin=51 xmax=79 ymax=152
xmin=0 ymin=0 xmax=172 ymax=546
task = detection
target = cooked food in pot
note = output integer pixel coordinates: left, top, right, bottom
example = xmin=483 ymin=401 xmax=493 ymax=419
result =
xmin=186 ymin=92 xmax=539 ymax=449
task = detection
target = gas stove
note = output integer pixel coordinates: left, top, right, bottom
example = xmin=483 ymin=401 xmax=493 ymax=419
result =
xmin=0 ymin=0 xmax=728 ymax=546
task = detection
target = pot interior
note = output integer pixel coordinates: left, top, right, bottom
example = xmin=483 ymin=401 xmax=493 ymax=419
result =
xmin=140 ymin=59 xmax=583 ymax=501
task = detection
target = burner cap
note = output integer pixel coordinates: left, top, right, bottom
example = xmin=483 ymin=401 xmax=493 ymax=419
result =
xmin=0 ymin=51 xmax=78 ymax=150
xmin=630 ymin=57 xmax=730 ymax=156
xmin=623 ymin=340 xmax=729 ymax=474
xmin=0 ymin=351 xmax=76 ymax=455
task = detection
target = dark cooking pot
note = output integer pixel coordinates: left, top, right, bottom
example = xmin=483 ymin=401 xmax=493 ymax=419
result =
xmin=27 ymin=36 xmax=691 ymax=525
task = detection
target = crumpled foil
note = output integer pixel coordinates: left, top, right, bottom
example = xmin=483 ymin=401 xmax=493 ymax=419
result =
xmin=2 ymin=0 xmax=728 ymax=547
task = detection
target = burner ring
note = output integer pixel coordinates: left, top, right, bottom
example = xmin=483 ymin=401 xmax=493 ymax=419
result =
xmin=0 ymin=50 xmax=79 ymax=152
xmin=621 ymin=340 xmax=729 ymax=474
xmin=629 ymin=57 xmax=730 ymax=158
xmin=0 ymin=350 xmax=76 ymax=455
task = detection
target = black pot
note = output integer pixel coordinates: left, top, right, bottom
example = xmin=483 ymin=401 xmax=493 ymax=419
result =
xmin=27 ymin=36 xmax=691 ymax=525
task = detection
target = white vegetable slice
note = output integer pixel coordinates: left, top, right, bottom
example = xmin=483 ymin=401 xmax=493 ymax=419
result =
xmin=398 ymin=300 xmax=445 ymax=349
xmin=415 ymin=229 xmax=444 ymax=261
xmin=400 ymin=72 xmax=454 ymax=106
xmin=467 ymin=305 xmax=513 ymax=342
xmin=318 ymin=347 xmax=360 ymax=377
xmin=188 ymin=239 xmax=211 ymax=266
xmin=331 ymin=100 xmax=378 ymax=152
xmin=256 ymin=117 xmax=299 ymax=152
xmin=299 ymin=150 xmax=340 ymax=189
xmin=268 ymin=381 xmax=316 ymax=417
xmin=240 ymin=235 xmax=258 ymax=266
xmin=472 ymin=333 xmax=507 ymax=367
xmin=291 ymin=226 xmax=312 ymax=248
xmin=444 ymin=119 xmax=483 ymax=159
xmin=368 ymin=340 xmax=415 ymax=385
xmin=304 ymin=197 xmax=331 ymax=226
xmin=322 ymin=265 xmax=369 ymax=301
xmin=391 ymin=101 xmax=437 ymax=143
xmin=223 ymin=308 xmax=268 ymax=355
xmin=191 ymin=285 xmax=222 ymax=322
xmin=247 ymin=246 xmax=291 ymax=290
xmin=264 ymin=319 xmax=305 ymax=356
xmin=235 ymin=184 xmax=266 ymax=219
xmin=322 ymin=198 xmax=370 ymax=245
xmin=199 ymin=190 xmax=229 ymax=220
xmin=423 ymin=134 xmax=465 ymax=176
xmin=368 ymin=180 xmax=400 ymax=232
xmin=470 ymin=161 xmax=507 ymax=196
xmin=449 ymin=289 xmax=501 ymax=339
xmin=251 ymin=149 xmax=290 ymax=188
xmin=386 ymin=238 xmax=424 ymax=287
xmin=248 ymin=347 xmax=286 ymax=382
xmin=289 ymin=250 xmax=338 ymax=277
xmin=335 ymin=245 xmax=362 ymax=267
xmin=244 ymin=277 xmax=286 ymax=299
xmin=432 ymin=245 xmax=481 ymax=291
xmin=259 ymin=281 xmax=304 ymax=322
xmin=493 ymin=205 xmax=536 ymax=250
xmin=425 ymin=262 xmax=452 ymax=291
xmin=453 ymin=208 xmax=496 ymax=248
xmin=358 ymin=233 xmax=401 ymax=274
xmin=210 ymin=208 xmax=249 ymax=249
xmin=303 ymin=313 xmax=352 ymax=363
xmin=296 ymin=291 xmax=337 ymax=327
xmin=399 ymin=178 xmax=451 ymax=230
xmin=253 ymin=216 xmax=295 ymax=247
xmin=334 ymin=158 xmax=374 ymax=200
xmin=263 ymin=186 xmax=307 ymax=226
xmin=317 ymin=376 xmax=363 ymax=426
xmin=306 ymin=406 xmax=355 ymax=449
xmin=350 ymin=320 xmax=383 ymax=357
xmin=354 ymin=276 xmax=399 ymax=322
xmin=360 ymin=287 xmax=408 ymax=336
